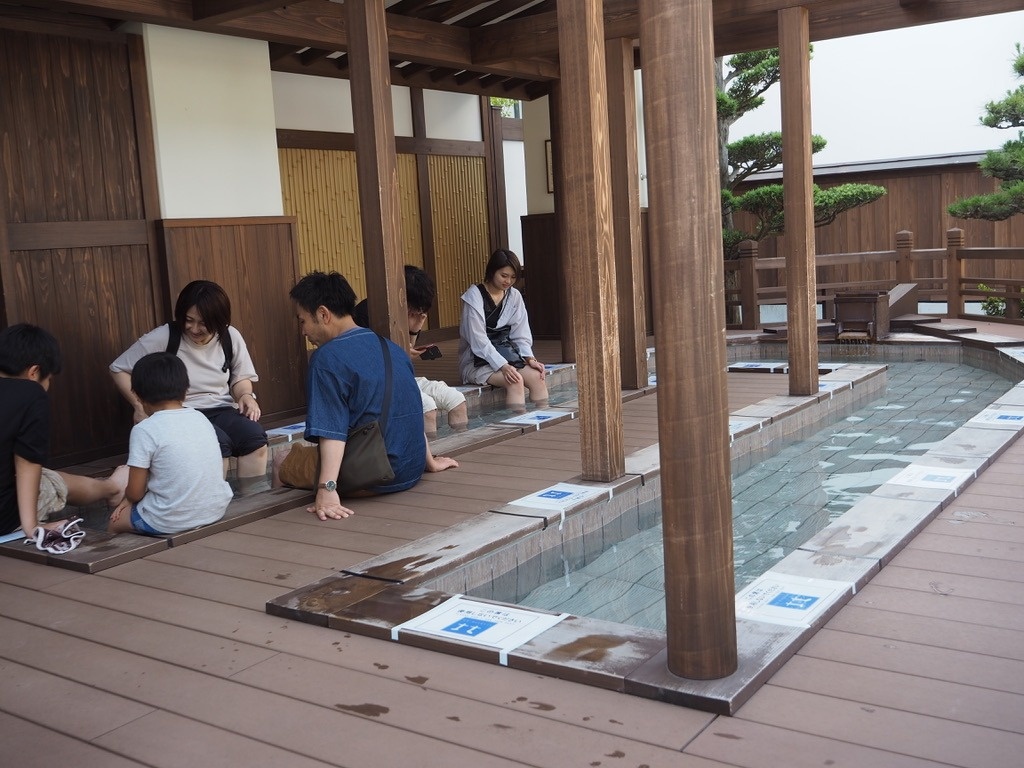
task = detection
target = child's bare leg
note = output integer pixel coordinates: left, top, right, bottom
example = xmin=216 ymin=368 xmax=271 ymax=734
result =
xmin=423 ymin=409 xmax=438 ymax=438
xmin=107 ymin=505 xmax=136 ymax=534
xmin=447 ymin=402 xmax=469 ymax=432
xmin=60 ymin=465 xmax=128 ymax=507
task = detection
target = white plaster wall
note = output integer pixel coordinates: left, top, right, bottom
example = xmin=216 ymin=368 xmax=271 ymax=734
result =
xmin=143 ymin=25 xmax=283 ymax=218
xmin=423 ymin=90 xmax=482 ymax=140
xmin=271 ymin=73 xmax=414 ymax=136
xmin=522 ymin=97 xmax=554 ymax=214
xmin=503 ymin=139 xmax=527 ymax=257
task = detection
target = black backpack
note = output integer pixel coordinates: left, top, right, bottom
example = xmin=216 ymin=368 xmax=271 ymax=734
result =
xmin=165 ymin=323 xmax=233 ymax=375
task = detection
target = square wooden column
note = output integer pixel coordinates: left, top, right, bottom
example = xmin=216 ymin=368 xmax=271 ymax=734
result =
xmin=556 ymin=0 xmax=625 ymax=482
xmin=638 ymin=0 xmax=737 ymax=679
xmin=347 ymin=0 xmax=406 ymax=346
xmin=606 ymin=38 xmax=648 ymax=391
xmin=549 ymin=83 xmax=576 ymax=364
xmin=779 ymin=6 xmax=819 ymax=395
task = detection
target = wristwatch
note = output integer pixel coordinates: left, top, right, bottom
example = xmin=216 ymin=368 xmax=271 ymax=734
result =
xmin=317 ymin=480 xmax=337 ymax=492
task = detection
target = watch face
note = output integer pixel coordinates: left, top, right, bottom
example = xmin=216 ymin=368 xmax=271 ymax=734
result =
xmin=323 ymin=480 xmax=337 ymax=492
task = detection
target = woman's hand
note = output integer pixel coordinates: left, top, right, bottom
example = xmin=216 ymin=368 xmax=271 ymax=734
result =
xmin=501 ymin=363 xmax=523 ymax=384
xmin=307 ymin=489 xmax=355 ymax=520
xmin=238 ymin=392 xmax=261 ymax=421
xmin=525 ymin=357 xmax=546 ymax=378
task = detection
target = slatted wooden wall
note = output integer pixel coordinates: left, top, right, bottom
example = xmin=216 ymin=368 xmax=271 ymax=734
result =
xmin=0 ymin=28 xmax=163 ymax=465
xmin=427 ymin=155 xmax=490 ymax=328
xmin=279 ymin=147 xmax=488 ymax=329
xmin=278 ymin=148 xmax=424 ymax=302
xmin=159 ymin=217 xmax=307 ymax=420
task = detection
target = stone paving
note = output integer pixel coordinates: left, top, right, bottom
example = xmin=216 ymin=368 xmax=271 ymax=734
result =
xmin=518 ymin=360 xmax=1015 ymax=628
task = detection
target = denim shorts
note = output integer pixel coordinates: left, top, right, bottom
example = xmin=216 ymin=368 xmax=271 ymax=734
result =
xmin=129 ymin=505 xmax=163 ymax=535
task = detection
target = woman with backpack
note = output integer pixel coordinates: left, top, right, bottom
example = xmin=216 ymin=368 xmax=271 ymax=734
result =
xmin=110 ymin=280 xmax=268 ymax=494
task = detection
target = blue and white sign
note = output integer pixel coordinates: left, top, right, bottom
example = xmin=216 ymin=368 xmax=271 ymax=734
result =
xmin=392 ymin=595 xmax=568 ymax=664
xmin=499 ymin=409 xmax=573 ymax=428
xmin=735 ymin=574 xmax=852 ymax=628
xmin=728 ymin=361 xmax=786 ymax=373
xmin=818 ymin=381 xmax=847 ymax=394
xmin=266 ymin=422 xmax=306 ymax=442
xmin=510 ymin=482 xmax=612 ymax=512
xmin=969 ymin=408 xmax=1024 ymax=428
xmin=887 ymin=464 xmax=975 ymax=490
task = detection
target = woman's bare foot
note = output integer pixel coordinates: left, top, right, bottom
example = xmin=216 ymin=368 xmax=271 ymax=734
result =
xmin=106 ymin=465 xmax=130 ymax=507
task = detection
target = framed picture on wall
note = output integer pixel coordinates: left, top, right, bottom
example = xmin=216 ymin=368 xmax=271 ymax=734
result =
xmin=545 ymin=139 xmax=554 ymax=194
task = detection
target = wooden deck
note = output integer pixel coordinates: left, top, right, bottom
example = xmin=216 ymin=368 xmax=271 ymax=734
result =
xmin=1 ymin=329 xmax=1023 ymax=766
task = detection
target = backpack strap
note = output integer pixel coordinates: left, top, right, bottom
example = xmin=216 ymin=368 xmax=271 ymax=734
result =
xmin=165 ymin=321 xmax=233 ymax=375
xmin=165 ymin=322 xmax=182 ymax=355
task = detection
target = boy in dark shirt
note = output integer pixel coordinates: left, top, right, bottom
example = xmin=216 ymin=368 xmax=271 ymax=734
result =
xmin=0 ymin=324 xmax=127 ymax=538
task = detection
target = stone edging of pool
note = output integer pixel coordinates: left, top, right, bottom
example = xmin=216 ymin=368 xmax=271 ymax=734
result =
xmin=267 ymin=341 xmax=1024 ymax=715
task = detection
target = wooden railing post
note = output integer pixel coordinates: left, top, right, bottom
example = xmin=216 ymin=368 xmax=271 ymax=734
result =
xmin=895 ymin=229 xmax=914 ymax=284
xmin=946 ymin=228 xmax=965 ymax=318
xmin=738 ymin=239 xmax=759 ymax=330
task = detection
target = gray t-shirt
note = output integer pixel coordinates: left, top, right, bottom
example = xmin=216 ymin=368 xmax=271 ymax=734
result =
xmin=128 ymin=408 xmax=233 ymax=534
xmin=110 ymin=324 xmax=259 ymax=410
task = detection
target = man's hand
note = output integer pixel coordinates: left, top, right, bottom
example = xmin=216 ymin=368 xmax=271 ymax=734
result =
xmin=307 ymin=489 xmax=356 ymax=520
xmin=427 ymin=454 xmax=459 ymax=472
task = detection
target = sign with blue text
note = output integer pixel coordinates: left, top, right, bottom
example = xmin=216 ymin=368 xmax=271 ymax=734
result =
xmin=392 ymin=595 xmax=568 ymax=664
xmin=969 ymin=408 xmax=1024 ymax=428
xmin=735 ymin=574 xmax=853 ymax=628
xmin=510 ymin=482 xmax=611 ymax=512
xmin=887 ymin=464 xmax=975 ymax=490
xmin=499 ymin=410 xmax=573 ymax=428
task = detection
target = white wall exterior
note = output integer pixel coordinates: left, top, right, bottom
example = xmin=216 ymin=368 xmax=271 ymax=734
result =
xmin=272 ymin=73 xmax=414 ymax=136
xmin=522 ymin=97 xmax=554 ymax=214
xmin=143 ymin=25 xmax=283 ymax=218
xmin=423 ymin=91 xmax=482 ymax=141
xmin=503 ymin=139 xmax=528 ymax=256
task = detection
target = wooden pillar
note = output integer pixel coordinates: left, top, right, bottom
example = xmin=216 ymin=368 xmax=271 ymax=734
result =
xmin=606 ymin=38 xmax=648 ymax=391
xmin=738 ymin=239 xmax=759 ymax=331
xmin=482 ymin=100 xmax=510 ymax=253
xmin=946 ymin=227 xmax=965 ymax=318
xmin=347 ymin=0 xmax=406 ymax=346
xmin=638 ymin=0 xmax=737 ymax=679
xmin=556 ymin=0 xmax=625 ymax=482
xmin=779 ymin=7 xmax=819 ymax=396
xmin=411 ymin=89 xmax=440 ymax=331
xmin=549 ymin=84 xmax=576 ymax=363
xmin=895 ymin=229 xmax=914 ymax=285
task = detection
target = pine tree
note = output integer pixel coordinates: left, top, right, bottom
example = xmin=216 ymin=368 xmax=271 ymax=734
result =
xmin=717 ymin=51 xmax=886 ymax=258
xmin=948 ymin=44 xmax=1024 ymax=221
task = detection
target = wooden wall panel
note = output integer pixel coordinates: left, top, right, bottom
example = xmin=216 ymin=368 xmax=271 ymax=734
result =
xmin=0 ymin=30 xmax=145 ymax=224
xmin=1 ymin=28 xmax=162 ymax=465
xmin=6 ymin=244 xmax=158 ymax=460
xmin=428 ymin=154 xmax=490 ymax=328
xmin=159 ymin=217 xmax=307 ymax=421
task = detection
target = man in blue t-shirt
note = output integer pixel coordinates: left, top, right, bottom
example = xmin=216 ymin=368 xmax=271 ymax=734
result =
xmin=289 ymin=271 xmax=458 ymax=521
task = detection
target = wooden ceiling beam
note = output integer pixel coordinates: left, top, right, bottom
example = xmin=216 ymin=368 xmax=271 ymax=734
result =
xmin=6 ymin=0 xmax=557 ymax=79
xmin=191 ymin=0 xmax=288 ymax=24
xmin=472 ymin=0 xmax=1024 ymax=62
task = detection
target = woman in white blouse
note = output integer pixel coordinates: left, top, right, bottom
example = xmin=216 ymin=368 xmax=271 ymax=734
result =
xmin=458 ymin=249 xmax=548 ymax=412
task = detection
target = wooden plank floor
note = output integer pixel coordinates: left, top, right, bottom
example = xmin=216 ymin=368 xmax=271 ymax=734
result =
xmin=2 ymin=331 xmax=1022 ymax=767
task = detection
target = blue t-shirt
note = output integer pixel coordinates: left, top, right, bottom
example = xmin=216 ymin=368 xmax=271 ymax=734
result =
xmin=305 ymin=326 xmax=426 ymax=493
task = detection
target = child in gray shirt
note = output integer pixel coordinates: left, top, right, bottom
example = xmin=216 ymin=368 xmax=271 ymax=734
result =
xmin=108 ymin=352 xmax=232 ymax=535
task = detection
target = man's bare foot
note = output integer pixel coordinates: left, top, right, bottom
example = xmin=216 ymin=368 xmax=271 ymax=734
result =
xmin=106 ymin=465 xmax=130 ymax=507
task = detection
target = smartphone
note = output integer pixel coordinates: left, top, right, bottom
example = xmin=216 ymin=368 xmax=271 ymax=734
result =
xmin=419 ymin=345 xmax=442 ymax=360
